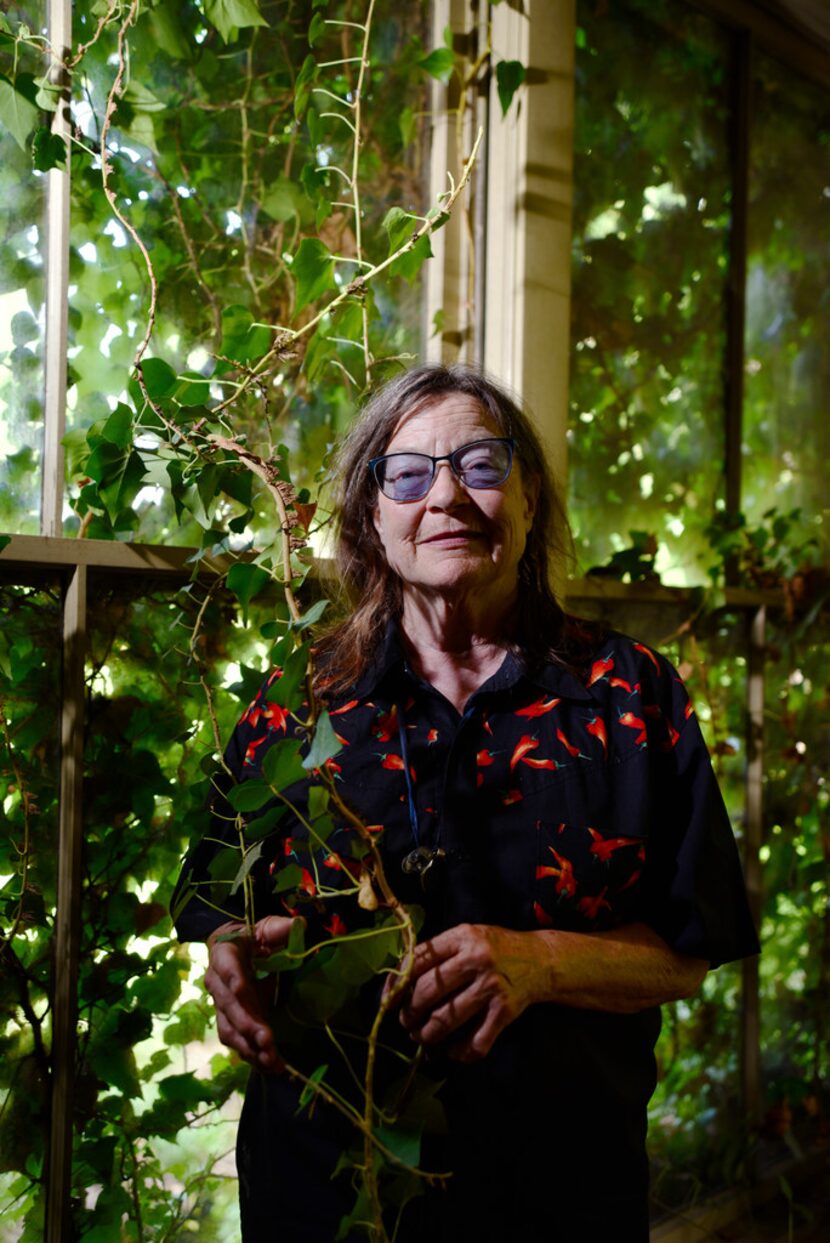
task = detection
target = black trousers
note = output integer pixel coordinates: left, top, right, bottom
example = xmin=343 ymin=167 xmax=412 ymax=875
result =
xmin=237 ymin=1070 xmax=650 ymax=1243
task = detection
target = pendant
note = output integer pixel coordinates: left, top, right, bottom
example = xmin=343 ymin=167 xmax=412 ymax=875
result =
xmin=401 ymin=846 xmax=446 ymax=883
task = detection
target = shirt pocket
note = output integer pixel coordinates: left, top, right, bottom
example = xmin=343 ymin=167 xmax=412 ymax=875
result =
xmin=532 ymin=818 xmax=648 ymax=932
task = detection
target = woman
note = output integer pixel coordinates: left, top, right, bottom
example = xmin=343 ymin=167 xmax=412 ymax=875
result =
xmin=174 ymin=364 xmax=759 ymax=1242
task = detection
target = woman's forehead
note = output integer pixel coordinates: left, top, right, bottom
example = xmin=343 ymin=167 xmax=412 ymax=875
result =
xmin=384 ymin=393 xmax=501 ymax=451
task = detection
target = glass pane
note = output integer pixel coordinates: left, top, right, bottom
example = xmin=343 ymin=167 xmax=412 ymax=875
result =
xmin=62 ymin=4 xmax=429 ymax=544
xmin=0 ymin=3 xmax=46 ymax=536
xmin=744 ymin=53 xmax=830 ymax=553
xmin=570 ymin=0 xmax=731 ymax=583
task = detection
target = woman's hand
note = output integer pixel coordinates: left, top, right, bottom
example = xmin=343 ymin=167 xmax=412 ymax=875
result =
xmin=397 ymin=923 xmax=548 ymax=1063
xmin=396 ymin=921 xmax=709 ymax=1063
xmin=204 ymin=915 xmax=299 ymax=1073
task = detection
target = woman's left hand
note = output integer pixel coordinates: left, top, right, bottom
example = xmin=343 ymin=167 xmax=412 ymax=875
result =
xmin=396 ymin=923 xmax=547 ymax=1062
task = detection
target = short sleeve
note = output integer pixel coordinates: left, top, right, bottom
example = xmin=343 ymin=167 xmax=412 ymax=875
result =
xmin=639 ymin=699 xmax=760 ymax=968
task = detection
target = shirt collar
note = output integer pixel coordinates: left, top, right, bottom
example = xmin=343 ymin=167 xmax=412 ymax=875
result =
xmin=350 ymin=620 xmax=594 ymax=703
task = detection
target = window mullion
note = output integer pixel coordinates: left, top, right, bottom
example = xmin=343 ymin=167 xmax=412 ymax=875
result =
xmin=41 ymin=0 xmax=72 ymax=539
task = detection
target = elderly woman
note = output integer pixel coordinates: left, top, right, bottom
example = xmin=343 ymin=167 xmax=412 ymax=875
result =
xmin=173 ymin=364 xmax=758 ymax=1242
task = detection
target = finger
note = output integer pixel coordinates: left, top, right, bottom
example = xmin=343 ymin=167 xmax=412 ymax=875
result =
xmin=407 ymin=927 xmax=465 ymax=981
xmin=400 ymin=956 xmax=472 ymax=1028
xmin=255 ymin=914 xmax=303 ymax=954
xmin=206 ymin=958 xmax=281 ymax=1070
xmin=404 ymin=981 xmax=486 ymax=1046
xmin=447 ymin=1001 xmax=511 ymax=1063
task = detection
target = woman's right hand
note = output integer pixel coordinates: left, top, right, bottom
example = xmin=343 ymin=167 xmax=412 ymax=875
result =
xmin=204 ymin=915 xmax=299 ymax=1072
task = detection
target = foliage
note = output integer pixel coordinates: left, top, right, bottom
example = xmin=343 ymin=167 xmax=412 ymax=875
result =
xmin=0 ymin=1 xmax=531 ymax=1239
xmin=573 ymin=0 xmax=829 ymax=1209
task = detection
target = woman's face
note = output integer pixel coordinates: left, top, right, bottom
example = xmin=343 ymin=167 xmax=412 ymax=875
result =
xmin=371 ymin=393 xmax=538 ymax=607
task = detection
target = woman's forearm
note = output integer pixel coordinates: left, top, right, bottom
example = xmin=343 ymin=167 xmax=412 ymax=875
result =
xmin=532 ymin=921 xmax=709 ymax=1013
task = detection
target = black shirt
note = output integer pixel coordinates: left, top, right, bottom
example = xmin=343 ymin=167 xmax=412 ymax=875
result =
xmin=173 ymin=625 xmax=759 ymax=1242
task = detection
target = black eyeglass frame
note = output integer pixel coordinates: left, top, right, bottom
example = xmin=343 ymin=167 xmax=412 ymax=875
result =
xmin=368 ymin=437 xmax=516 ymax=502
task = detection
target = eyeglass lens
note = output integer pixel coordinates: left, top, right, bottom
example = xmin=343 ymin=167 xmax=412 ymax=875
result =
xmin=374 ymin=438 xmax=513 ymax=502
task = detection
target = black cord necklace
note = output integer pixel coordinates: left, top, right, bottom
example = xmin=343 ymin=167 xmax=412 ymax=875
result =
xmin=396 ymin=698 xmax=446 ymax=887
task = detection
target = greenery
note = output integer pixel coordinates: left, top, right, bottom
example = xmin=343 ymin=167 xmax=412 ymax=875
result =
xmin=573 ymin=0 xmax=829 ymax=1212
xmin=0 ymin=2 xmax=528 ymax=1239
xmin=0 ymin=0 xmax=827 ymax=1237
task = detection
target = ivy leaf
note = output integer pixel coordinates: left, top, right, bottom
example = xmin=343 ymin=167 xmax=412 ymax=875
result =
xmin=308 ymin=12 xmax=327 ymax=47
xmin=139 ymin=357 xmax=177 ymax=399
xmin=292 ymin=238 xmax=336 ymax=315
xmin=231 ymin=841 xmax=264 ymax=895
xmin=0 ymin=73 xmax=39 ymax=151
xmin=399 ymin=106 xmax=416 ymax=148
xmin=290 ymin=598 xmax=329 ymax=630
xmin=203 ymin=0 xmax=269 ymax=45
xmin=245 ymin=804 xmax=287 ymax=840
xmin=302 ymin=710 xmax=342 ymax=771
xmin=85 ymin=443 xmax=147 ymax=518
xmin=261 ymin=737 xmax=306 ymax=790
xmin=294 ymin=54 xmax=317 ymax=119
xmin=260 ymin=174 xmax=304 ymax=223
xmin=266 ymin=643 xmax=309 ymax=707
xmin=382 ymin=207 xmax=417 ymax=255
xmin=388 ymin=234 xmax=432 ymax=284
xmin=32 ymin=127 xmax=66 ymax=172
xmin=171 ymin=370 xmax=210 ymax=407
xmin=100 ymin=402 xmax=133 ymax=450
xmin=299 ymin=1063 xmax=329 ymax=1108
xmin=495 ymin=59 xmax=526 ymax=116
xmin=226 ymin=562 xmax=271 ymax=618
xmin=417 ymin=48 xmax=454 ymax=82
xmin=217 ymin=304 xmax=271 ymax=370
xmin=226 ymin=780 xmax=272 ymax=812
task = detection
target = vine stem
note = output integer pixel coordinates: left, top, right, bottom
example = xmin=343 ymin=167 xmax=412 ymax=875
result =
xmin=210 ymin=127 xmax=483 ymax=416
xmin=99 ymin=0 xmax=157 ymax=374
xmin=350 ymin=0 xmax=376 ymax=383
xmin=0 ymin=701 xmax=34 ymax=947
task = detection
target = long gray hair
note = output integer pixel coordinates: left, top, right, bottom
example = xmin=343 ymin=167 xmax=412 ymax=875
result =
xmin=315 ymin=363 xmax=575 ymax=695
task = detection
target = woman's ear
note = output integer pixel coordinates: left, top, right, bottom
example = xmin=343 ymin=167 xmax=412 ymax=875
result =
xmin=523 ymin=473 xmax=540 ymax=532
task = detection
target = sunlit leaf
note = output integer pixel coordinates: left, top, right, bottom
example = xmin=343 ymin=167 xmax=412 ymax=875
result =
xmin=203 ymin=0 xmax=268 ymax=44
xmin=0 ymin=73 xmax=38 ymax=151
xmin=292 ymin=238 xmax=337 ymax=315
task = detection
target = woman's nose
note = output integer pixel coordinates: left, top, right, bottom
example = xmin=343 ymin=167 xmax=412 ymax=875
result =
xmin=425 ymin=459 xmax=467 ymax=506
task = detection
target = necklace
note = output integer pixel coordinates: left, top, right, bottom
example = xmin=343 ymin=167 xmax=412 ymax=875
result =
xmin=396 ymin=696 xmax=446 ymax=889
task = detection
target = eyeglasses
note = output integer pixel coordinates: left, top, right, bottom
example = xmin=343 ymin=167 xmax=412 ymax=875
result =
xmin=368 ymin=437 xmax=515 ymax=503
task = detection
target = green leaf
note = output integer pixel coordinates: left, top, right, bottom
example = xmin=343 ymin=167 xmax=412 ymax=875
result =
xmin=226 ymin=780 xmax=272 ymax=812
xmin=84 ymin=443 xmax=147 ymax=518
xmin=204 ymin=0 xmax=269 ymax=44
xmin=0 ymin=73 xmax=39 ymax=151
xmin=299 ymin=1063 xmax=329 ymax=1107
xmin=231 ymin=841 xmax=264 ymax=894
xmin=217 ymin=304 xmax=272 ymax=370
xmin=308 ymin=12 xmax=327 ymax=47
xmin=302 ymin=710 xmax=342 ymax=771
xmin=271 ymin=862 xmax=304 ymax=895
xmin=139 ymin=357 xmax=177 ymax=399
xmin=226 ymin=562 xmax=271 ymax=616
xmin=245 ymin=804 xmax=287 ymax=840
xmin=11 ymin=311 xmax=37 ymax=346
xmin=388 ymin=233 xmax=432 ymax=284
xmin=399 ymin=106 xmax=416 ymax=148
xmin=261 ymin=737 xmax=306 ymax=790
xmin=171 ymin=370 xmax=210 ymax=407
xmin=382 ymin=207 xmax=417 ymax=255
xmin=148 ymin=6 xmax=192 ymax=60
xmin=265 ymin=642 xmax=309 ymax=708
xmin=291 ymin=598 xmax=329 ymax=630
xmin=417 ymin=48 xmax=454 ymax=82
xmin=495 ymin=59 xmax=526 ymax=116
xmin=294 ymin=54 xmax=317 ymax=119
xmin=260 ymin=174 xmax=304 ymax=223
xmin=121 ymin=80 xmax=165 ymax=114
xmin=100 ymin=403 xmax=133 ymax=450
xmin=33 ymin=77 xmax=61 ymax=112
xmin=292 ymin=238 xmax=336 ymax=315
xmin=32 ymin=127 xmax=66 ymax=172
